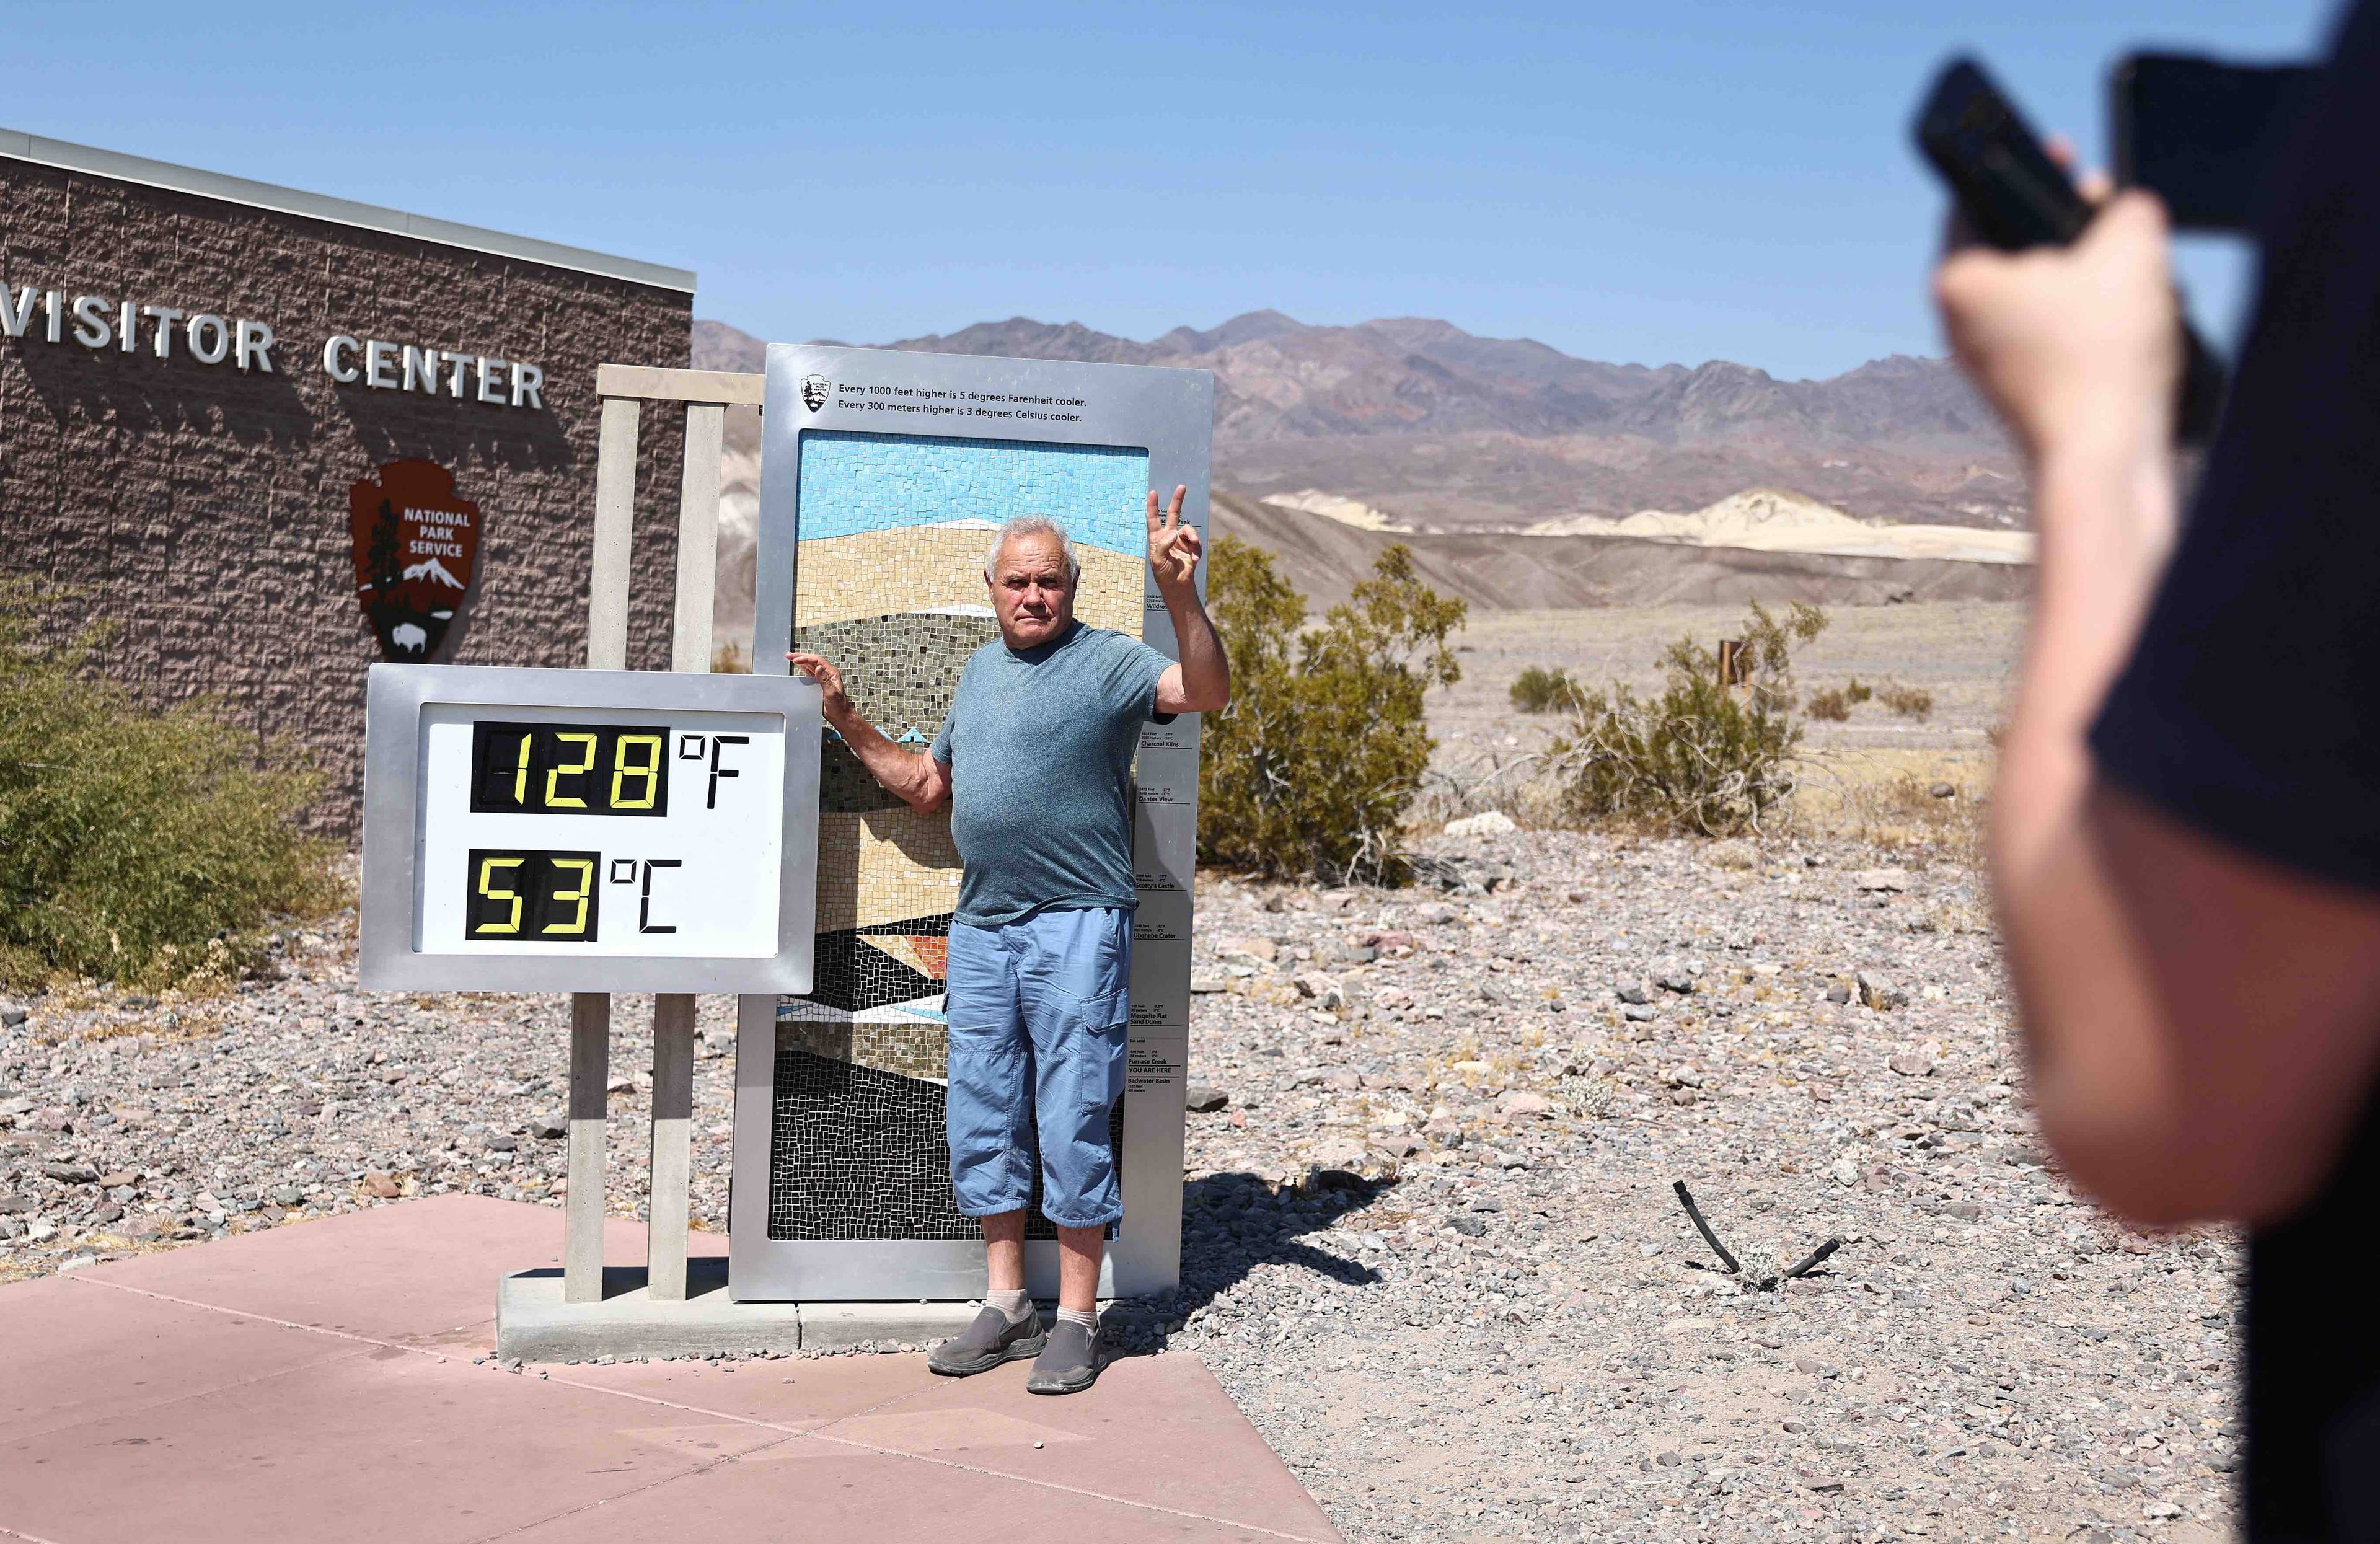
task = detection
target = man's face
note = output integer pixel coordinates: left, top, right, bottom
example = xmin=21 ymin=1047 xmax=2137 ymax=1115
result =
xmin=987 ymin=533 xmax=1077 ymax=648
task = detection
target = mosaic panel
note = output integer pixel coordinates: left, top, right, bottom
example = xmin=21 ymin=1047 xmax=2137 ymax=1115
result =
xmin=795 ymin=529 xmax=1144 ymax=633
xmin=796 ymin=430 xmax=1149 ymax=554
xmin=781 ymin=1019 xmax=948 ymax=1083
xmin=766 ymin=1041 xmax=1124 ymax=1242
xmin=813 ymin=809 xmax=963 ymax=933
xmin=803 ymin=914 xmax=953 ymax=1015
xmin=792 ymin=612 xmax=1000 ymax=814
xmin=776 ymin=428 xmax=1151 ymax=1243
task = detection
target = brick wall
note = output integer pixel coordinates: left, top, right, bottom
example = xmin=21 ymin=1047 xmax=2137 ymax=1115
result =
xmin=0 ymin=157 xmax=692 ymax=835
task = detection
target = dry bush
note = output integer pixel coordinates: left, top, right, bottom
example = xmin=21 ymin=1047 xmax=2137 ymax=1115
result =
xmin=1808 ymin=679 xmax=1878 ymax=723
xmin=1509 ymin=665 xmax=1584 ymax=714
xmin=1809 ymin=676 xmax=1931 ymax=725
xmin=1878 ymin=681 xmax=1934 ymax=720
xmin=0 ymin=580 xmax=342 ymax=990
xmin=1792 ymin=752 xmax=1986 ymax=867
xmin=1198 ymin=537 xmax=1467 ymax=884
xmin=1546 ymin=601 xmax=1828 ymax=836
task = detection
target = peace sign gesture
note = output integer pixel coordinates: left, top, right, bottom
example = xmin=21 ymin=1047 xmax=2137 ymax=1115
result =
xmin=1146 ymin=484 xmax=1201 ymax=591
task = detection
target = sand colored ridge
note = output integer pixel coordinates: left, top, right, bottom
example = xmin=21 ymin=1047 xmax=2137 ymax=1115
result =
xmin=1524 ymin=487 xmax=2034 ymax=565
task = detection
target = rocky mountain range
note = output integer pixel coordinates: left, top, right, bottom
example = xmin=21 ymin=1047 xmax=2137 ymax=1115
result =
xmin=692 ymin=312 xmax=2023 ymax=531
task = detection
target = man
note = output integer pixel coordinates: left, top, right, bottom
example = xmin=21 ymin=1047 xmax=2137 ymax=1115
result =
xmin=788 ymin=485 xmax=1228 ymax=1395
xmin=1933 ymin=4 xmax=2380 ymax=1533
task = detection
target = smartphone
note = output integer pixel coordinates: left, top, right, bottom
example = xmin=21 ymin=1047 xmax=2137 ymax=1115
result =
xmin=1913 ymin=56 xmax=2226 ymax=445
xmin=1915 ymin=58 xmax=2095 ymax=250
xmin=2113 ymin=53 xmax=2318 ymax=234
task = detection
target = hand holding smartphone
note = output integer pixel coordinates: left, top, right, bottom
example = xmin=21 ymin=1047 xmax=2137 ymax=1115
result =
xmin=1914 ymin=56 xmax=2226 ymax=445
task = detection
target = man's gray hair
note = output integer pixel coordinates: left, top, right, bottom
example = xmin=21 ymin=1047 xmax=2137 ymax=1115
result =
xmin=983 ymin=514 xmax=1082 ymax=583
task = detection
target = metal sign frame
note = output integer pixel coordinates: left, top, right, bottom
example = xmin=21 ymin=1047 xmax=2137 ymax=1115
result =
xmin=731 ymin=342 xmax=1210 ymax=1302
xmin=359 ymin=662 xmax=822 ymax=994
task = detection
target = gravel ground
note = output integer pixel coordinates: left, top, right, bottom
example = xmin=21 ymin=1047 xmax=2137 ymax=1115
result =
xmin=1113 ymin=829 xmax=2240 ymax=1544
xmin=0 ymin=827 xmax=2239 ymax=1543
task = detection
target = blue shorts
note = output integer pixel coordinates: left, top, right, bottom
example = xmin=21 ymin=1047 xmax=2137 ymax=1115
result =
xmin=944 ymin=906 xmax=1130 ymax=1230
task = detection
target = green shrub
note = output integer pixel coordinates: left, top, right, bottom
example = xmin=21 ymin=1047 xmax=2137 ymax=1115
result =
xmin=0 ymin=580 xmax=341 ymax=990
xmin=1198 ymin=538 xmax=1466 ymax=884
xmin=1549 ymin=600 xmax=1828 ymax=836
xmin=1509 ymin=665 xmax=1584 ymax=714
xmin=1805 ymin=687 xmax=1852 ymax=723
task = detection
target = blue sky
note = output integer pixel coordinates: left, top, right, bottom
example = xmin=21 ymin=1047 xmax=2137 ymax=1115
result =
xmin=5 ymin=1 xmax=2338 ymax=379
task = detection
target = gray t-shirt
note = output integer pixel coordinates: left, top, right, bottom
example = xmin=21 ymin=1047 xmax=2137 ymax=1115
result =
xmin=929 ymin=621 xmax=1171 ymax=927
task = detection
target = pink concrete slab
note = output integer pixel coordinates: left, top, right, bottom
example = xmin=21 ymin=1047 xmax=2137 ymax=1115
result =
xmin=0 ymin=1276 xmax=366 ymax=1445
xmin=506 ymin=1442 xmax=1336 ymax=1543
xmin=0 ymin=1344 xmax=787 ymax=1544
xmin=73 ymin=1195 xmax=710 ymax=1349
xmin=557 ymin=1343 xmax=948 ymax=1426
xmin=810 ymin=1351 xmax=1344 ymax=1540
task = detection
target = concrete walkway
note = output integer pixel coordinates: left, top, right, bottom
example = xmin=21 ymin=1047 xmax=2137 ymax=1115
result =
xmin=0 ymin=1196 xmax=1342 ymax=1543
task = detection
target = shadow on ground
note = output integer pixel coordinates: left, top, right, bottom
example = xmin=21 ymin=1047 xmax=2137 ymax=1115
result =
xmin=1101 ymin=1168 xmax=1395 ymax=1360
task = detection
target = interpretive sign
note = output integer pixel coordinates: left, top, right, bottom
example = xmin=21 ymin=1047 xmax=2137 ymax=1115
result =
xmin=359 ymin=663 xmax=821 ymax=993
xmin=729 ymin=342 xmax=1210 ymax=1303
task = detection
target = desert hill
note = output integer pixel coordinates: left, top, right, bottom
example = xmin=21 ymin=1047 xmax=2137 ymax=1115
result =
xmin=1212 ymin=493 xmax=2029 ymax=614
xmin=689 ymin=315 xmax=2032 ymax=650
xmin=690 ymin=315 xmax=2022 ymax=532
xmin=1520 ymin=487 xmax=2032 ymax=565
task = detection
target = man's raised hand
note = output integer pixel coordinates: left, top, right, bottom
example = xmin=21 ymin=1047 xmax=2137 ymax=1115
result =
xmin=1146 ymin=485 xmax=1201 ymax=589
xmin=786 ymin=651 xmax=853 ymax=722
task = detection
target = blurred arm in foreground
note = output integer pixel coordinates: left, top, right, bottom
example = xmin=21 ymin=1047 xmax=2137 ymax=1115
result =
xmin=1935 ymin=100 xmax=2380 ymax=1227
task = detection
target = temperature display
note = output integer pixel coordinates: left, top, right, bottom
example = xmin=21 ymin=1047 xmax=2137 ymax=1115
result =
xmin=469 ymin=721 xmax=669 ymax=817
xmin=362 ymin=665 xmax=818 ymax=991
xmin=463 ymin=849 xmax=603 ymax=942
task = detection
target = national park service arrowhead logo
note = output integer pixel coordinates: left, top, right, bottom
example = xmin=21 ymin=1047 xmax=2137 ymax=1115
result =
xmin=801 ymin=373 xmax=829 ymax=412
xmin=350 ymin=460 xmax=481 ymax=661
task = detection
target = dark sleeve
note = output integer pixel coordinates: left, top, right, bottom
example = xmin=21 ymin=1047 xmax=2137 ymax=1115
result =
xmin=2088 ymin=0 xmax=2380 ymax=891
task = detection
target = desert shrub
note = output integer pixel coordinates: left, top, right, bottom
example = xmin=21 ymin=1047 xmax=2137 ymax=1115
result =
xmin=1549 ymin=600 xmax=1828 ymax=836
xmin=1878 ymin=681 xmax=1933 ymax=720
xmin=1810 ymin=677 xmax=1933 ymax=725
xmin=1509 ymin=665 xmax=1584 ymax=715
xmin=1199 ymin=537 xmax=1466 ymax=884
xmin=0 ymin=580 xmax=340 ymax=990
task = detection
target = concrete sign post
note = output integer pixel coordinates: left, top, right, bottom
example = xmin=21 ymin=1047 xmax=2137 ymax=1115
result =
xmin=732 ymin=343 xmax=1211 ymax=1305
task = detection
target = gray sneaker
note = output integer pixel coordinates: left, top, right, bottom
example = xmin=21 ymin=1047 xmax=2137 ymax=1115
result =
xmin=1025 ymin=1318 xmax=1100 ymax=1395
xmin=927 ymin=1306 xmax=1046 ymax=1377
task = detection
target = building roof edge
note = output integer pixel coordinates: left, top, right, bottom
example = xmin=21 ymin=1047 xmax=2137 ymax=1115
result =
xmin=0 ymin=128 xmax=698 ymax=294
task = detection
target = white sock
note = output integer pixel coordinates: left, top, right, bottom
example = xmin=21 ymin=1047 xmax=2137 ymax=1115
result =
xmin=987 ymin=1288 xmax=1033 ymax=1325
xmin=1056 ymin=1306 xmax=1097 ymax=1331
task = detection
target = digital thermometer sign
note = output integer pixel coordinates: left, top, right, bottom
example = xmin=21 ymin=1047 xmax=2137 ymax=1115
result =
xmin=359 ymin=664 xmax=821 ymax=992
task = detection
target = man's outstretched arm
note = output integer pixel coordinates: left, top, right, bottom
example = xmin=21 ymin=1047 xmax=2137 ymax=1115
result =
xmin=787 ymin=651 xmax=951 ymax=814
xmin=1145 ymin=485 xmax=1230 ymax=714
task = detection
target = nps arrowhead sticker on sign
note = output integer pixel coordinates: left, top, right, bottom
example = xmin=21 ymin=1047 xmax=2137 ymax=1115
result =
xmin=350 ymin=459 xmax=481 ymax=661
